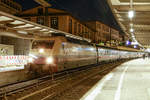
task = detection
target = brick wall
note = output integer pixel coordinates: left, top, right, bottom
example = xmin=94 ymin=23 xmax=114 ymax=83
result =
xmin=0 ymin=0 xmax=22 ymax=14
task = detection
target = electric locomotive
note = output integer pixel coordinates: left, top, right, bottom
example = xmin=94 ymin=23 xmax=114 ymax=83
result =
xmin=26 ymin=36 xmax=143 ymax=74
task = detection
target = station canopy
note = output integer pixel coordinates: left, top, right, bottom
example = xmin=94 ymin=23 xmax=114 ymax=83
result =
xmin=0 ymin=11 xmax=91 ymax=42
xmin=108 ymin=0 xmax=150 ymax=48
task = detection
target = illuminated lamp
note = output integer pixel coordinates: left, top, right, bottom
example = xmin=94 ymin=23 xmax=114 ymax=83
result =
xmin=128 ymin=10 xmax=134 ymax=19
xmin=126 ymin=40 xmax=130 ymax=45
xmin=130 ymin=28 xmax=134 ymax=32
xmin=134 ymin=45 xmax=137 ymax=48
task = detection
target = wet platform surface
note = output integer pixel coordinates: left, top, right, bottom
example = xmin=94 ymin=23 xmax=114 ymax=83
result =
xmin=0 ymin=66 xmax=29 ymax=86
xmin=80 ymin=58 xmax=150 ymax=100
xmin=0 ymin=65 xmax=24 ymax=72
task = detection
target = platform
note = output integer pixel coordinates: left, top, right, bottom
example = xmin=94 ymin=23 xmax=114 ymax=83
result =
xmin=80 ymin=58 xmax=150 ymax=100
xmin=0 ymin=65 xmax=24 ymax=72
xmin=0 ymin=66 xmax=33 ymax=87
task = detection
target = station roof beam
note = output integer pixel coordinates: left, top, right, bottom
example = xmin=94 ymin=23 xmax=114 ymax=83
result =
xmin=108 ymin=0 xmax=150 ymax=48
xmin=0 ymin=11 xmax=91 ymax=42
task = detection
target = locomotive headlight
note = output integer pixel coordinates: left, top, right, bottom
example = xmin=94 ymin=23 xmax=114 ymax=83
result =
xmin=46 ymin=57 xmax=53 ymax=64
xmin=39 ymin=48 xmax=44 ymax=53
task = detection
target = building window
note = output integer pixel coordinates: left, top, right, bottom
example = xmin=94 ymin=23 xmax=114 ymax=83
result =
xmin=1 ymin=0 xmax=5 ymax=3
xmin=85 ymin=28 xmax=88 ymax=38
xmin=69 ymin=19 xmax=72 ymax=34
xmin=37 ymin=17 xmax=44 ymax=25
xmin=2 ymin=0 xmax=8 ymax=5
xmin=78 ymin=24 xmax=81 ymax=33
xmin=88 ymin=31 xmax=91 ymax=39
xmin=51 ymin=17 xmax=58 ymax=29
xmin=82 ymin=26 xmax=85 ymax=33
xmin=99 ymin=24 xmax=101 ymax=29
xmin=38 ymin=8 xmax=43 ymax=15
xmin=74 ymin=22 xmax=77 ymax=34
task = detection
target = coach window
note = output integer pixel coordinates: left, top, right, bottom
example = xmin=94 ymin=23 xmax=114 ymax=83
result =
xmin=10 ymin=2 xmax=12 ymax=7
xmin=88 ymin=30 xmax=90 ymax=38
xmin=3 ymin=0 xmax=7 ymax=4
xmin=85 ymin=28 xmax=87 ymax=38
xmin=105 ymin=50 xmax=108 ymax=55
xmin=78 ymin=24 xmax=81 ymax=34
xmin=51 ymin=17 xmax=58 ymax=29
xmin=1 ymin=0 xmax=4 ymax=3
xmin=74 ymin=22 xmax=77 ymax=34
xmin=82 ymin=26 xmax=85 ymax=34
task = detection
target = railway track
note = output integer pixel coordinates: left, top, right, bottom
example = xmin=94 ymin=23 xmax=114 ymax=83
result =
xmin=47 ymin=60 xmax=125 ymax=100
xmin=0 ymin=62 xmax=101 ymax=97
xmin=0 ymin=59 xmax=129 ymax=100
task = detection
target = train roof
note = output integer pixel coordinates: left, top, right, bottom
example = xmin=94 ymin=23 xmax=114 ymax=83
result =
xmin=51 ymin=33 xmax=91 ymax=43
xmin=34 ymin=33 xmax=144 ymax=53
xmin=96 ymin=44 xmax=143 ymax=52
xmin=51 ymin=33 xmax=92 ymax=45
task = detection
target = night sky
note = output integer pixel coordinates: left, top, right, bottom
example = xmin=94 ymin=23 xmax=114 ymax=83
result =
xmin=14 ymin=0 xmax=123 ymax=33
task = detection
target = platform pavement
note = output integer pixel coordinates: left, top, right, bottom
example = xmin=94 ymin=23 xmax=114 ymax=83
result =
xmin=0 ymin=65 xmax=24 ymax=72
xmin=80 ymin=58 xmax=150 ymax=100
xmin=0 ymin=66 xmax=32 ymax=87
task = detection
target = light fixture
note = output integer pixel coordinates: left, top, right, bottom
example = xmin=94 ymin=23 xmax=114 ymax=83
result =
xmin=17 ymin=31 xmax=28 ymax=34
xmin=130 ymin=23 xmax=133 ymax=27
xmin=44 ymin=32 xmax=50 ymax=34
xmin=49 ymin=30 xmax=54 ymax=33
xmin=130 ymin=28 xmax=134 ymax=32
xmin=128 ymin=10 xmax=134 ymax=19
xmin=134 ymin=45 xmax=137 ymax=48
xmin=26 ymin=27 xmax=41 ymax=30
xmin=126 ymin=40 xmax=130 ymax=45
xmin=0 ymin=16 xmax=13 ymax=21
xmin=131 ymin=41 xmax=138 ymax=45
xmin=10 ymin=20 xmax=24 ymax=25
xmin=132 ymin=35 xmax=135 ymax=38
xmin=40 ymin=29 xmax=48 ymax=32
xmin=14 ymin=24 xmax=34 ymax=28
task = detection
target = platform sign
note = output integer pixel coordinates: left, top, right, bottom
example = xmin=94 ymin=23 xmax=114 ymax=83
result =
xmin=0 ymin=56 xmax=28 ymax=66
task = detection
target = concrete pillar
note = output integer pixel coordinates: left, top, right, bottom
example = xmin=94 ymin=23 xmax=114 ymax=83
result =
xmin=1 ymin=36 xmax=31 ymax=55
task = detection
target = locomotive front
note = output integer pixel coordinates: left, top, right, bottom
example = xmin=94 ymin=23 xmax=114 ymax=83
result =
xmin=27 ymin=40 xmax=58 ymax=74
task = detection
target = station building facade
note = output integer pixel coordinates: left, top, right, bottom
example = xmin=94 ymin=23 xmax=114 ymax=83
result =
xmin=84 ymin=21 xmax=111 ymax=43
xmin=0 ymin=0 xmax=30 ymax=55
xmin=0 ymin=0 xmax=22 ymax=14
xmin=19 ymin=6 xmax=95 ymax=42
xmin=18 ymin=6 xmax=122 ymax=45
